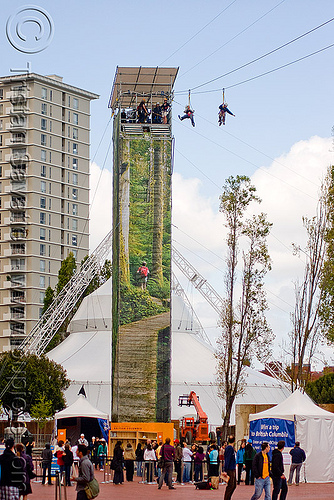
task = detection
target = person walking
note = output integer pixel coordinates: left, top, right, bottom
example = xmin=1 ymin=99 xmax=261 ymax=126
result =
xmin=97 ymin=438 xmax=108 ymax=471
xmin=113 ymin=441 xmax=124 ymax=484
xmin=0 ymin=438 xmax=24 ymax=500
xmin=174 ymin=439 xmax=182 ymax=483
xmin=224 ymin=435 xmax=237 ymax=500
xmin=71 ymin=444 xmax=96 ymax=500
xmin=272 ymin=440 xmax=288 ymax=500
xmin=244 ymin=439 xmax=256 ymax=485
xmin=41 ymin=443 xmax=53 ymax=485
xmin=288 ymin=441 xmax=306 ymax=486
xmin=158 ymin=437 xmax=175 ymax=490
xmin=182 ymin=442 xmax=193 ymax=483
xmin=236 ymin=439 xmax=246 ymax=484
xmin=135 ymin=443 xmax=144 ymax=476
xmin=250 ymin=442 xmax=271 ymax=500
xmin=15 ymin=442 xmax=34 ymax=500
xmin=193 ymin=446 xmax=205 ymax=482
xmin=124 ymin=442 xmax=136 ymax=481
xmin=64 ymin=443 xmax=74 ymax=487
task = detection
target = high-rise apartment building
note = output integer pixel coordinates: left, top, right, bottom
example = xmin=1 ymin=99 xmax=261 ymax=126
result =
xmin=0 ymin=73 xmax=98 ymax=351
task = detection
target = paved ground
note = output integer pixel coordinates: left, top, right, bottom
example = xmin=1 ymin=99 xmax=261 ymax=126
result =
xmin=30 ymin=472 xmax=334 ymax=499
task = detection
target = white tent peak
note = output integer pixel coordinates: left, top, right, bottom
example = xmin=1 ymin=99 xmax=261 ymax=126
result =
xmin=249 ymin=389 xmax=334 ymax=421
xmin=54 ymin=394 xmax=109 ymax=421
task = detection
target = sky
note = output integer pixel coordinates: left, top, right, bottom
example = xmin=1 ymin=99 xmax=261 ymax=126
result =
xmin=2 ymin=0 xmax=334 ymax=368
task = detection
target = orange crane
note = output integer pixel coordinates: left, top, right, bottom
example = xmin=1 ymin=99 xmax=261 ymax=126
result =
xmin=178 ymin=391 xmax=215 ymax=444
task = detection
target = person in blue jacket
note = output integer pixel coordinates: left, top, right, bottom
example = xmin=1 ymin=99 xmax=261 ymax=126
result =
xmin=218 ymin=102 xmax=235 ymax=125
xmin=236 ymin=439 xmax=246 ymax=484
xmin=288 ymin=442 xmax=306 ymax=485
xmin=224 ymin=435 xmax=237 ymax=500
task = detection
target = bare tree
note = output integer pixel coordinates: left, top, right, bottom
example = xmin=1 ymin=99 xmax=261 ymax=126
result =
xmin=290 ymin=169 xmax=332 ymax=389
xmin=216 ymin=176 xmax=273 ymax=439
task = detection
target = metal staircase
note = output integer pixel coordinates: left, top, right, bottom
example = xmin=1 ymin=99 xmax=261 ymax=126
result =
xmin=20 ymin=230 xmax=112 ymax=355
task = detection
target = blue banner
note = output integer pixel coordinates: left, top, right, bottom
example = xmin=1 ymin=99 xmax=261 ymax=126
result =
xmin=249 ymin=418 xmax=295 ymax=454
xmin=98 ymin=418 xmax=110 ymax=442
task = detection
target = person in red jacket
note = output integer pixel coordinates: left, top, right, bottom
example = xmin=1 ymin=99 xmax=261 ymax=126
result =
xmin=136 ymin=261 xmax=150 ymax=290
xmin=55 ymin=440 xmax=65 ymax=478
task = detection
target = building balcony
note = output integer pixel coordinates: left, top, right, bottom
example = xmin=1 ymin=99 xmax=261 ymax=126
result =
xmin=10 ymin=229 xmax=27 ymax=240
xmin=5 ymin=136 xmax=26 ymax=146
xmin=10 ymin=199 xmax=26 ymax=210
xmin=3 ymin=280 xmax=26 ymax=289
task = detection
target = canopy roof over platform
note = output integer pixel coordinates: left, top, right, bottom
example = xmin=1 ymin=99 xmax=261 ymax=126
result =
xmin=109 ymin=66 xmax=179 ymax=110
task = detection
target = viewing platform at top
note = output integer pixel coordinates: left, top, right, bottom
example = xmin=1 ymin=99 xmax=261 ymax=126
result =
xmin=109 ymin=66 xmax=178 ymax=137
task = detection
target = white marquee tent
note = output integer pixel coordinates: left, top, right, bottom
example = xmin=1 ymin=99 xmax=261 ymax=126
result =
xmin=54 ymin=395 xmax=109 ymax=421
xmin=249 ymin=390 xmax=334 ymax=482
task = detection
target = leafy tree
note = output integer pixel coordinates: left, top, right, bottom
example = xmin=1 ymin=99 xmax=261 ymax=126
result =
xmin=305 ymin=372 xmax=334 ymax=404
xmin=30 ymin=394 xmax=53 ymax=444
xmin=216 ymin=175 xmax=273 ymax=439
xmin=56 ymin=252 xmax=76 ymax=295
xmin=120 ymin=284 xmax=167 ymax=325
xmin=0 ymin=351 xmax=70 ymax=419
xmin=319 ymin=165 xmax=334 ymax=343
xmin=42 ymin=286 xmax=54 ymax=315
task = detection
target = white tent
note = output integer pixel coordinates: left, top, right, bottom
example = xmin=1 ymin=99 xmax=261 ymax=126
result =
xmin=249 ymin=390 xmax=334 ymax=482
xmin=54 ymin=395 xmax=109 ymax=421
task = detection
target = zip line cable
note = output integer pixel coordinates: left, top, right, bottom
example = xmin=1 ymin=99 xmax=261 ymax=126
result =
xmin=174 ymin=17 xmax=334 ymax=94
xmin=190 ymin=107 xmax=321 ymax=190
xmin=173 ymin=116 xmax=318 ymax=201
xmin=159 ymin=0 xmax=239 ymax=65
xmin=179 ymin=0 xmax=287 ymax=79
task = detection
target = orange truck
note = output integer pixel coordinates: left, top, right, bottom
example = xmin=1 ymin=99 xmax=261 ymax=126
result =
xmin=178 ymin=391 xmax=215 ymax=444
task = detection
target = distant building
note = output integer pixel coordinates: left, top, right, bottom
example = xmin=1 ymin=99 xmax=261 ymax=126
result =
xmin=0 ymin=73 xmax=98 ymax=351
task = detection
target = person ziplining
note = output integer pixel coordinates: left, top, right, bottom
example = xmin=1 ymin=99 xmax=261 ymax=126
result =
xmin=178 ymin=90 xmax=195 ymax=127
xmin=218 ymin=89 xmax=235 ymax=126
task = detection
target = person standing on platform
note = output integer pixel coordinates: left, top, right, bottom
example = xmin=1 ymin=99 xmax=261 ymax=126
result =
xmin=288 ymin=441 xmax=306 ymax=486
xmin=250 ymin=442 xmax=271 ymax=500
xmin=272 ymin=440 xmax=288 ymax=500
xmin=161 ymin=98 xmax=170 ymax=124
xmin=224 ymin=435 xmax=237 ymax=500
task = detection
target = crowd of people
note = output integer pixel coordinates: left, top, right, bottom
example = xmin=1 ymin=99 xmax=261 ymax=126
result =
xmin=121 ymin=98 xmax=171 ymax=124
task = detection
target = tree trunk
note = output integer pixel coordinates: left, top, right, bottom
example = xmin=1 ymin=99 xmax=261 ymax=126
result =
xmin=151 ymin=144 xmax=163 ymax=285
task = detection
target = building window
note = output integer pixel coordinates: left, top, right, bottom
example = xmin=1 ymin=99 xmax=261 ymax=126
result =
xmin=41 ymin=165 xmax=46 ymax=177
xmin=41 ymin=88 xmax=47 ymax=99
xmin=41 ymin=134 xmax=47 ymax=146
xmin=40 ymin=197 xmax=46 ymax=209
xmin=72 ymin=235 xmax=77 ymax=246
xmin=40 ymin=291 xmax=45 ymax=304
xmin=0 ymin=89 xmax=3 ymax=99
xmin=72 ymin=219 xmax=78 ymax=231
xmin=50 ymin=90 xmax=53 ymax=101
xmin=73 ymin=173 xmax=78 ymax=185
xmin=49 ymin=199 xmax=52 ymax=210
xmin=49 ymin=167 xmax=52 ymax=178
xmin=72 ymin=203 xmax=78 ymax=215
xmin=49 ymin=136 xmax=52 ymax=147
xmin=0 ymin=104 xmax=3 ymax=114
xmin=73 ymin=128 xmax=78 ymax=140
xmin=73 ymin=98 xmax=79 ymax=110
xmin=40 ymin=244 xmax=46 ymax=256
xmin=41 ymin=102 xmax=47 ymax=114
xmin=73 ymin=158 xmax=78 ymax=170
xmin=68 ymin=126 xmax=70 ymax=138
xmin=73 ymin=143 xmax=78 ymax=155
xmin=40 ymin=260 xmax=45 ymax=272
xmin=0 ymin=135 xmax=2 ymax=146
xmin=49 ymin=183 xmax=51 ymax=194
xmin=41 ymin=149 xmax=46 ymax=161
xmin=40 ymin=228 xmax=46 ymax=239
xmin=50 ymin=105 xmax=52 ymax=116
xmin=73 ymin=113 xmax=78 ymax=125
xmin=41 ymin=181 xmax=46 ymax=193
xmin=68 ymin=111 xmax=70 ymax=122
xmin=72 ymin=188 xmax=78 ymax=200
xmin=49 ymin=121 xmax=52 ymax=132
xmin=41 ymin=118 xmax=47 ymax=130
xmin=49 ymin=214 xmax=51 ymax=226
xmin=0 ymin=120 xmax=2 ymax=130
xmin=49 ymin=152 xmax=52 ymax=163
xmin=68 ymin=96 xmax=71 ymax=107
xmin=40 ymin=213 xmax=46 ymax=225
xmin=40 ymin=276 xmax=45 ymax=288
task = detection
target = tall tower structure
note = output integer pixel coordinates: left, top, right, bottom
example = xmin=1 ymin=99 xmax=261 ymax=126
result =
xmin=109 ymin=66 xmax=178 ymax=422
xmin=0 ymin=73 xmax=98 ymax=351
